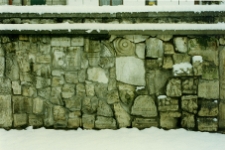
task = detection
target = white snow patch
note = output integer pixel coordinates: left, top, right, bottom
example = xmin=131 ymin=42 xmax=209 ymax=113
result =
xmin=192 ymin=56 xmax=203 ymax=63
xmin=214 ymin=100 xmax=218 ymax=103
xmin=158 ymin=95 xmax=167 ymax=100
xmin=136 ymin=86 xmax=145 ymax=91
xmin=173 ymin=62 xmax=193 ymax=76
xmin=213 ymin=118 xmax=218 ymax=122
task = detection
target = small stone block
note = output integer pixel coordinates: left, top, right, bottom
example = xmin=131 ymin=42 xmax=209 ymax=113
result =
xmin=198 ymin=118 xmax=218 ymax=132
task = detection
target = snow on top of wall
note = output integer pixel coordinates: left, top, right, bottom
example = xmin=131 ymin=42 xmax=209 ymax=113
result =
xmin=0 ymin=5 xmax=225 ymax=14
xmin=1 ymin=23 xmax=225 ymax=32
xmin=173 ymin=62 xmax=192 ymax=76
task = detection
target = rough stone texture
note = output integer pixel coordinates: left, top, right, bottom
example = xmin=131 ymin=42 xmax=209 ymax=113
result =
xmin=62 ymin=84 xmax=75 ymax=98
xmin=160 ymin=112 xmax=181 ymax=129
xmin=107 ymin=90 xmax=120 ymax=104
xmin=158 ymin=96 xmax=179 ymax=112
xmin=173 ymin=37 xmax=188 ymax=53
xmin=67 ymin=117 xmax=81 ymax=129
xmin=124 ymin=35 xmax=149 ymax=43
xmin=181 ymin=95 xmax=198 ymax=114
xmin=192 ymin=56 xmax=203 ymax=76
xmin=219 ymin=47 xmax=225 ymax=100
xmin=82 ymin=96 xmax=98 ymax=114
xmin=116 ymin=57 xmax=145 ymax=86
xmin=157 ymin=35 xmax=173 ymax=42
xmin=0 ymin=95 xmax=12 ymax=128
xmin=198 ymin=100 xmax=218 ymax=117
xmin=145 ymin=59 xmax=162 ymax=70
xmin=163 ymin=56 xmax=173 ymax=69
xmin=97 ymin=100 xmax=113 ymax=117
xmin=198 ymin=80 xmax=219 ymax=99
xmin=14 ymin=114 xmax=27 ymax=128
xmin=64 ymin=96 xmax=81 ymax=112
xmin=182 ymin=78 xmax=198 ymax=94
xmin=173 ymin=53 xmax=191 ymax=64
xmin=163 ymin=43 xmax=175 ymax=55
xmin=131 ymin=95 xmax=157 ymax=117
xmin=166 ymin=79 xmax=182 ymax=97
xmin=219 ymin=100 xmax=225 ymax=129
xmin=118 ymin=83 xmax=135 ymax=109
xmin=197 ymin=118 xmax=218 ymax=132
xmin=33 ymin=97 xmax=44 ymax=115
xmin=114 ymin=38 xmax=135 ymax=56
xmin=132 ymin=118 xmax=158 ymax=129
xmin=51 ymin=37 xmax=70 ymax=47
xmin=135 ymin=43 xmax=145 ymax=59
xmin=202 ymin=62 xmax=219 ymax=80
xmin=114 ymin=102 xmax=131 ymax=128
xmin=95 ymin=116 xmax=116 ymax=129
xmin=71 ymin=37 xmax=84 ymax=47
xmin=181 ymin=112 xmax=195 ymax=129
xmin=87 ymin=67 xmax=108 ymax=84
xmin=146 ymin=38 xmax=163 ymax=58
xmin=29 ymin=114 xmax=43 ymax=127
xmin=82 ymin=114 xmax=95 ymax=129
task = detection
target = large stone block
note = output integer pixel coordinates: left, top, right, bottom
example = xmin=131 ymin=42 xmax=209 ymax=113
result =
xmin=113 ymin=38 xmax=135 ymax=56
xmin=71 ymin=37 xmax=84 ymax=47
xmin=173 ymin=53 xmax=191 ymax=64
xmin=173 ymin=37 xmax=188 ymax=53
xmin=13 ymin=114 xmax=27 ymax=128
xmin=65 ymin=72 xmax=78 ymax=84
xmin=64 ymin=96 xmax=81 ymax=112
xmin=82 ymin=114 xmax=95 ymax=129
xmin=12 ymin=81 xmax=22 ymax=95
xmin=163 ymin=42 xmax=175 ymax=55
xmin=87 ymin=67 xmax=108 ymax=84
xmin=0 ymin=78 xmax=11 ymax=95
xmin=97 ymin=100 xmax=113 ymax=117
xmin=62 ymin=84 xmax=75 ymax=99
xmin=182 ymin=78 xmax=198 ymax=94
xmin=116 ymin=57 xmax=145 ymax=86
xmin=197 ymin=118 xmax=218 ymax=132
xmin=29 ymin=114 xmax=43 ymax=127
xmin=146 ymin=38 xmax=163 ymax=58
xmin=0 ymin=95 xmax=12 ymax=128
xmin=33 ymin=97 xmax=44 ymax=115
xmin=160 ymin=112 xmax=181 ymax=129
xmin=51 ymin=37 xmax=70 ymax=47
xmin=13 ymin=96 xmax=24 ymax=114
xmin=198 ymin=80 xmax=219 ymax=99
xmin=87 ymin=53 xmax=100 ymax=67
xmin=181 ymin=95 xmax=198 ymax=114
xmin=53 ymin=106 xmax=67 ymax=121
xmin=82 ymin=97 xmax=99 ymax=114
xmin=114 ymin=102 xmax=131 ymax=128
xmin=163 ymin=56 xmax=173 ymax=69
xmin=166 ymin=79 xmax=182 ymax=97
xmin=192 ymin=56 xmax=203 ymax=76
xmin=181 ymin=112 xmax=195 ymax=129
xmin=67 ymin=117 xmax=81 ymax=129
xmin=198 ymin=100 xmax=218 ymax=117
xmin=95 ymin=116 xmax=117 ymax=129
xmin=131 ymin=95 xmax=157 ymax=117
xmin=107 ymin=90 xmax=120 ymax=104
xmin=22 ymin=85 xmax=37 ymax=97
xmin=157 ymin=95 xmax=179 ymax=112
xmin=132 ymin=118 xmax=158 ymax=129
xmin=173 ymin=62 xmax=193 ymax=76
xmin=135 ymin=43 xmax=145 ymax=59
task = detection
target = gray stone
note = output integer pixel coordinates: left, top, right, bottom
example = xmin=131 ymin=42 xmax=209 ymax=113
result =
xmin=0 ymin=95 xmax=12 ymax=128
xmin=52 ymin=76 xmax=65 ymax=86
xmin=0 ymin=78 xmax=11 ymax=95
xmin=166 ymin=79 xmax=182 ymax=97
xmin=66 ymin=47 xmax=82 ymax=70
xmin=116 ymin=57 xmax=145 ymax=86
xmin=40 ymin=44 xmax=51 ymax=54
xmin=81 ymin=52 xmax=89 ymax=69
xmin=87 ymin=67 xmax=108 ymax=84
xmin=173 ymin=37 xmax=188 ymax=53
xmin=135 ymin=43 xmax=145 ymax=59
xmin=29 ymin=114 xmax=43 ymax=127
xmin=78 ymin=69 xmax=86 ymax=82
xmin=197 ymin=118 xmax=218 ymax=132
xmin=53 ymin=106 xmax=67 ymax=121
xmin=85 ymin=82 xmax=95 ymax=97
xmin=82 ymin=97 xmax=99 ymax=114
xmin=219 ymin=100 xmax=225 ymax=129
xmin=202 ymin=62 xmax=219 ymax=80
xmin=71 ymin=37 xmax=84 ymax=46
xmin=114 ymin=38 xmax=135 ymax=56
xmin=33 ymin=64 xmax=51 ymax=77
xmin=114 ymin=102 xmax=131 ymax=128
xmin=173 ymin=62 xmax=193 ymax=76
xmin=173 ymin=53 xmax=191 ymax=64
xmin=87 ymin=53 xmax=100 ymax=67
xmin=51 ymin=37 xmax=70 ymax=47
xmin=146 ymin=38 xmax=163 ymax=58
xmin=100 ymin=42 xmax=114 ymax=57
xmin=163 ymin=56 xmax=173 ymax=69
xmin=182 ymin=78 xmax=198 ymax=94
xmin=65 ymin=72 xmax=78 ymax=84
xmin=13 ymin=114 xmax=27 ymax=128
xmin=124 ymin=35 xmax=149 ymax=43
xmin=33 ymin=97 xmax=44 ymax=115
xmin=64 ymin=96 xmax=81 ymax=112
xmin=181 ymin=112 xmax=195 ymax=129
xmin=94 ymin=82 xmax=108 ymax=99
xmin=20 ymin=72 xmax=34 ymax=83
xmin=62 ymin=84 xmax=75 ymax=99
xmin=146 ymin=69 xmax=172 ymax=95
xmin=12 ymin=81 xmax=22 ymax=95
xmin=107 ymin=90 xmax=120 ymax=104
xmin=5 ymin=56 xmax=20 ymax=81
xmin=22 ymin=85 xmax=37 ymax=97
xmin=198 ymin=80 xmax=219 ymax=99
xmin=132 ymin=118 xmax=158 ymax=129
xmin=35 ymin=77 xmax=51 ymax=89
xmin=118 ymin=83 xmax=135 ymax=108
xmin=157 ymin=35 xmax=173 ymax=42
xmin=108 ymin=78 xmax=117 ymax=91
xmin=97 ymin=100 xmax=113 ymax=117
xmin=82 ymin=114 xmax=95 ymax=129
xmin=36 ymin=55 xmax=51 ymax=64
xmin=67 ymin=117 xmax=81 ymax=129
xmin=157 ymin=96 xmax=179 ymax=112
xmin=76 ymin=83 xmax=86 ymax=97
xmin=50 ymin=87 xmax=63 ymax=105
xmin=160 ymin=112 xmax=181 ymax=129
xmin=95 ymin=116 xmax=117 ymax=129
xmin=181 ymin=95 xmax=198 ymax=114
xmin=198 ymin=100 xmax=218 ymax=117
xmin=131 ymin=95 xmax=157 ymax=117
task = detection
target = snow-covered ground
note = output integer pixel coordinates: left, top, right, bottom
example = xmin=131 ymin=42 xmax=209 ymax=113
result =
xmin=0 ymin=127 xmax=225 ymax=150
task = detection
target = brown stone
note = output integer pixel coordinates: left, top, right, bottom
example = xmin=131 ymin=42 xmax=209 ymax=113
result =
xmin=82 ymin=96 xmax=99 ymax=114
xmin=67 ymin=117 xmax=81 ymax=129
xmin=163 ymin=56 xmax=173 ymax=69
xmin=33 ymin=97 xmax=44 ymax=115
xmin=97 ymin=100 xmax=113 ymax=117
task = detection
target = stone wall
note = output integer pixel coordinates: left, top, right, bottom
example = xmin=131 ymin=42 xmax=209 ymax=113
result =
xmin=0 ymin=34 xmax=225 ymax=132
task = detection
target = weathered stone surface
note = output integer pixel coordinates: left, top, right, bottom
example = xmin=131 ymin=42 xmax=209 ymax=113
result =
xmin=131 ymin=95 xmax=157 ymax=117
xmin=99 ymin=57 xmax=114 ymax=68
xmin=0 ymin=95 xmax=12 ymax=128
xmin=95 ymin=116 xmax=117 ymax=129
xmin=114 ymin=38 xmax=135 ymax=56
xmin=22 ymin=85 xmax=37 ymax=97
xmin=65 ymin=72 xmax=78 ymax=84
xmin=76 ymin=83 xmax=86 ymax=97
xmin=14 ymin=114 xmax=27 ymax=128
xmin=66 ymin=47 xmax=82 ymax=70
xmin=85 ymin=82 xmax=95 ymax=97
xmin=166 ymin=79 xmax=182 ymax=97
xmin=116 ymin=57 xmax=145 ymax=86
xmin=107 ymin=90 xmax=120 ymax=104
xmin=100 ymin=42 xmax=114 ymax=57
xmin=87 ymin=67 xmax=108 ymax=84
xmin=20 ymin=72 xmax=34 ymax=83
xmin=157 ymin=35 xmax=173 ymax=42
xmin=146 ymin=38 xmax=163 ymax=58
xmin=219 ymin=100 xmax=225 ymax=129
xmin=124 ymin=35 xmax=149 ymax=43
xmin=52 ymin=76 xmax=65 ymax=86
xmin=118 ymin=83 xmax=135 ymax=108
xmin=71 ymin=37 xmax=84 ymax=46
xmin=81 ymin=52 xmax=89 ymax=69
xmin=145 ymin=59 xmax=162 ymax=69
xmin=198 ymin=100 xmax=218 ymax=117
xmin=33 ymin=64 xmax=51 ymax=77
xmin=182 ymin=78 xmax=198 ymax=94
xmin=157 ymin=95 xmax=179 ymax=112
xmin=0 ymin=57 xmax=4 ymax=77
xmin=160 ymin=112 xmax=181 ymax=129
xmin=198 ymin=80 xmax=219 ymax=99
xmin=163 ymin=56 xmax=173 ymax=69
xmin=173 ymin=37 xmax=187 ymax=53
xmin=62 ymin=84 xmax=75 ymax=99
xmin=97 ymin=100 xmax=113 ymax=117
xmin=40 ymin=44 xmax=51 ymax=54
xmin=78 ymin=69 xmax=86 ymax=82
xmin=29 ymin=114 xmax=43 ymax=127
xmin=219 ymin=37 xmax=225 ymax=45
xmin=108 ymin=78 xmax=117 ymax=91
xmin=36 ymin=55 xmax=51 ymax=64
xmin=173 ymin=62 xmax=193 ymax=76
xmin=89 ymin=40 xmax=101 ymax=53
xmin=173 ymin=53 xmax=191 ymax=64
xmin=114 ymin=102 xmax=131 ymax=128
xmin=135 ymin=43 xmax=145 ymax=59
xmin=12 ymin=81 xmax=22 ymax=95
xmin=197 ymin=118 xmax=218 ymax=132
xmin=82 ymin=114 xmax=95 ymax=129
xmin=52 ymin=47 xmax=66 ymax=68
xmin=50 ymin=87 xmax=63 ymax=105
xmin=181 ymin=112 xmax=195 ymax=129
xmin=13 ymin=96 xmax=24 ymax=114
xmin=44 ymin=103 xmax=54 ymax=127
xmin=33 ymin=97 xmax=44 ymax=115
xmin=53 ymin=106 xmax=67 ymax=122
xmin=24 ymin=97 xmax=33 ymax=114
xmin=181 ymin=95 xmax=198 ymax=114
xmin=87 ymin=53 xmax=100 ymax=67
xmin=82 ymin=97 xmax=99 ymax=114
xmin=35 ymin=77 xmax=51 ymax=89
xmin=132 ymin=118 xmax=158 ymax=129
xmin=0 ymin=78 xmax=11 ymax=95
xmin=220 ymin=47 xmax=225 ymax=100
xmin=51 ymin=37 xmax=70 ymax=47
xmin=146 ymin=69 xmax=172 ymax=95
xmin=67 ymin=117 xmax=81 ymax=128
xmin=192 ymin=56 xmax=203 ymax=76
xmin=52 ymin=70 xmax=64 ymax=77
xmin=202 ymin=62 xmax=219 ymax=80
xmin=64 ymin=96 xmax=81 ymax=112
xmin=5 ymin=56 xmax=20 ymax=81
